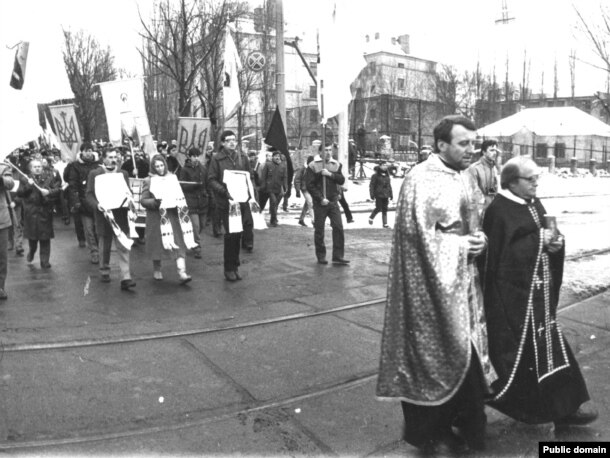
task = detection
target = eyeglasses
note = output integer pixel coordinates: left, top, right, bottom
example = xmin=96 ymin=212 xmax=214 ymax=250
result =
xmin=517 ymin=175 xmax=539 ymax=183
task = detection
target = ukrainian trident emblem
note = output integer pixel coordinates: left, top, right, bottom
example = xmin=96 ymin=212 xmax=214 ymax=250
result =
xmin=54 ymin=110 xmax=78 ymax=149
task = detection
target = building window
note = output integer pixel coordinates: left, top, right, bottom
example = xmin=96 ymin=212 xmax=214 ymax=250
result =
xmin=369 ymin=61 xmax=376 ymax=72
xmin=310 ymin=109 xmax=318 ymax=123
xmin=375 ymin=32 xmax=380 ymax=39
xmin=398 ymin=63 xmax=405 ymax=69
xmin=555 ymin=142 xmax=566 ymax=159
xmin=309 ymin=62 xmax=317 ymax=77
xmin=398 ymin=78 xmax=405 ymax=90
xmin=370 ymin=108 xmax=377 ymax=120
xmin=536 ymin=143 xmax=548 ymax=159
xmin=356 ymin=88 xmax=363 ymax=98
xmin=309 ymin=85 xmax=317 ymax=99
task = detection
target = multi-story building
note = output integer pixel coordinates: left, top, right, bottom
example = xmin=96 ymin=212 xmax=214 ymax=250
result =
xmin=349 ymin=32 xmax=441 ymax=154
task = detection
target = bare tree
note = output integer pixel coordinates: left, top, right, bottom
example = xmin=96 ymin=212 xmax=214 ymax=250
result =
xmin=574 ymin=5 xmax=610 ymax=74
xmin=553 ymin=55 xmax=559 ymax=99
xmin=569 ymin=49 xmax=577 ymax=99
xmin=62 ymin=29 xmax=117 ymax=141
xmin=520 ymin=49 xmax=531 ymax=103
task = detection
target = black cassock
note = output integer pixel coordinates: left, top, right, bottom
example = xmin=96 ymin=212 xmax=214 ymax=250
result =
xmin=482 ymin=192 xmax=589 ymax=424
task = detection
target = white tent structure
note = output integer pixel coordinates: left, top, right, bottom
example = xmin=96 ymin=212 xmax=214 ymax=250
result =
xmin=477 ymin=107 xmax=610 ymax=162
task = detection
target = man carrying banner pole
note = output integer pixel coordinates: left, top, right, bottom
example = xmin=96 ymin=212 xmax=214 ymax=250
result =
xmin=86 ymin=148 xmax=136 ymax=290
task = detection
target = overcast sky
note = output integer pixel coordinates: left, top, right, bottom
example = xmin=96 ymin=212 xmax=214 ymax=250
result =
xmin=0 ymin=0 xmax=608 ymax=97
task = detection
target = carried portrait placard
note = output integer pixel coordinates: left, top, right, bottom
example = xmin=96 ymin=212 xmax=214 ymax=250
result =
xmin=94 ymin=173 xmax=131 ymax=210
xmin=223 ymin=170 xmax=252 ymax=203
xmin=149 ymin=174 xmax=185 ymax=209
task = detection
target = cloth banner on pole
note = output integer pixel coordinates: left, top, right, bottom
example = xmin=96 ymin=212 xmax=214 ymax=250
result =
xmin=176 ymin=117 xmax=211 ymax=166
xmin=317 ymin=0 xmax=366 ymax=123
xmin=49 ymin=104 xmax=81 ymax=162
xmin=99 ymin=78 xmax=151 ymax=146
xmin=9 ymin=41 xmax=29 ymax=90
xmin=265 ymin=106 xmax=293 ymax=184
xmin=223 ymin=26 xmax=243 ymax=121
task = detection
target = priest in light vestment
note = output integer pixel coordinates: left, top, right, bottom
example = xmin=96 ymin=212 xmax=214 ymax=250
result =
xmin=377 ymin=116 xmax=497 ymax=453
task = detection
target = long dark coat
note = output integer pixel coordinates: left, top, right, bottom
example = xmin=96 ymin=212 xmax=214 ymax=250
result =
xmin=17 ymin=172 xmax=61 ymax=240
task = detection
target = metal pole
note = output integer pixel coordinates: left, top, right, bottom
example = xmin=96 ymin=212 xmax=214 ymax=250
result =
xmin=275 ymin=0 xmax=286 ymax=134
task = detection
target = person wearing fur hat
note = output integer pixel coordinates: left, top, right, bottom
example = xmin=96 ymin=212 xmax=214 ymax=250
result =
xmin=140 ymin=154 xmax=197 ymax=284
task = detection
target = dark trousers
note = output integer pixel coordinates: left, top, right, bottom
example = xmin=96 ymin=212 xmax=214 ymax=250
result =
xmin=313 ymin=201 xmax=344 ymax=261
xmin=73 ymin=211 xmax=86 ymax=242
xmin=268 ymin=192 xmax=281 ymax=224
xmin=370 ymin=197 xmax=389 ymax=220
xmin=257 ymin=191 xmax=270 ymax=211
xmin=401 ymin=350 xmax=487 ymax=450
xmin=220 ymin=203 xmax=253 ymax=271
xmin=0 ymin=227 xmax=9 ymax=289
xmin=28 ymin=239 xmax=51 ymax=266
xmin=339 ymin=194 xmax=353 ymax=221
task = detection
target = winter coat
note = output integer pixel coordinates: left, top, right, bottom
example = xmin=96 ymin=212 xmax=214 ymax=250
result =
xmin=0 ymin=165 xmax=15 ymax=230
xmin=17 ymin=172 xmax=61 ymax=240
xmin=369 ymin=167 xmax=393 ymax=200
xmin=262 ymin=160 xmax=287 ymax=194
xmin=140 ymin=175 xmax=187 ymax=260
xmin=85 ymin=167 xmax=131 ymax=237
xmin=177 ymin=160 xmax=209 ymax=214
xmin=65 ymin=152 xmax=101 ymax=215
xmin=208 ymin=148 xmax=253 ymax=211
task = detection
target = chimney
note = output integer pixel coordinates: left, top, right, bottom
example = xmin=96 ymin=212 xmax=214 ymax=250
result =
xmin=397 ymin=34 xmax=410 ymax=55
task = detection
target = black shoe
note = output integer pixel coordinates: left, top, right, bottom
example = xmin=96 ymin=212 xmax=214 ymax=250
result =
xmin=0 ymin=289 xmax=7 ymax=300
xmin=194 ymin=251 xmax=202 ymax=259
xmin=347 ymin=219 xmax=354 ymax=223
xmin=270 ymin=221 xmax=278 ymax=227
xmin=298 ymin=220 xmax=307 ymax=227
xmin=332 ymin=258 xmax=350 ymax=265
xmin=15 ymin=248 xmax=24 ymax=257
xmin=317 ymin=259 xmax=328 ymax=265
xmin=555 ymin=405 xmax=599 ymax=426
xmin=26 ymin=252 xmax=34 ymax=263
xmin=420 ymin=430 xmax=468 ymax=455
xmin=100 ymin=273 xmax=111 ymax=283
xmin=40 ymin=262 xmax=52 ymax=269
xmin=78 ymin=240 xmax=86 ymax=248
xmin=243 ymin=245 xmax=253 ymax=253
xmin=120 ymin=279 xmax=136 ymax=290
xmin=224 ymin=271 xmax=238 ymax=282
xmin=234 ymin=271 xmax=242 ymax=280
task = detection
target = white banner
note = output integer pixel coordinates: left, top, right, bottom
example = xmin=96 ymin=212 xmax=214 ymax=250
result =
xmin=99 ymin=78 xmax=151 ymax=146
xmin=176 ymin=117 xmax=211 ymax=166
xmin=49 ymin=104 xmax=82 ymax=162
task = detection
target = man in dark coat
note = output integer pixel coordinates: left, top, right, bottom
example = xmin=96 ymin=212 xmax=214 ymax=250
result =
xmin=66 ymin=142 xmax=100 ymax=263
xmin=262 ymin=150 xmax=287 ymax=227
xmin=207 ymin=130 xmax=254 ymax=282
xmin=482 ymin=156 xmax=597 ymax=427
xmin=86 ymin=148 xmax=135 ymax=290
xmin=18 ymin=158 xmax=61 ymax=268
xmin=178 ymin=148 xmax=209 ymax=259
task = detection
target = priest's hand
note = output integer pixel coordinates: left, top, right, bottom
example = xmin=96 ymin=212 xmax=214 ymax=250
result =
xmin=547 ymin=234 xmax=564 ymax=254
xmin=467 ymin=231 xmax=487 ymax=257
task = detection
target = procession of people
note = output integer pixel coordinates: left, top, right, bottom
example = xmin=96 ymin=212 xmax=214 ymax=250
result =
xmin=0 ymin=114 xmax=599 ymax=453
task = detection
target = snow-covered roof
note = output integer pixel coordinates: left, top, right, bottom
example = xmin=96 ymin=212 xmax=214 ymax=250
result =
xmin=478 ymin=107 xmax=610 ymax=138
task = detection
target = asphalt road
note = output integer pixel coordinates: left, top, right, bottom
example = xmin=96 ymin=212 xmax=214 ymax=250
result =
xmin=0 ymin=201 xmax=608 ymax=456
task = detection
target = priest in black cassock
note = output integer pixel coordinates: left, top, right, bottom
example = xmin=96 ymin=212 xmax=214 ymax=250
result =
xmin=482 ymin=156 xmax=597 ymax=427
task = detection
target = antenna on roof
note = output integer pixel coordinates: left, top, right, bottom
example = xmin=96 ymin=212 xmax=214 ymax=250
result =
xmin=495 ymin=0 xmax=515 ymax=24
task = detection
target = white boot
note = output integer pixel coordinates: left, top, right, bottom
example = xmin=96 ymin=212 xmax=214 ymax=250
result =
xmin=153 ymin=260 xmax=163 ymax=280
xmin=176 ymin=257 xmax=192 ymax=285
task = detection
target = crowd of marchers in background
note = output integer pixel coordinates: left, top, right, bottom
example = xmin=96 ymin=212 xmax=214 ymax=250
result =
xmin=0 ymin=134 xmax=363 ymax=296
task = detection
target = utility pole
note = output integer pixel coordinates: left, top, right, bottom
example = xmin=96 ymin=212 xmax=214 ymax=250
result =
xmin=275 ymin=0 xmax=286 ymax=136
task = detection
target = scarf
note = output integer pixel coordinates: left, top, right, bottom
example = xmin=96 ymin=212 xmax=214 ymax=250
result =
xmin=150 ymin=175 xmax=197 ymax=251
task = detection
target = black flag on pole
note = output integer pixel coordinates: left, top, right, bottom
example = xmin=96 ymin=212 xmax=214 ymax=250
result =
xmin=9 ymin=42 xmax=29 ymax=90
xmin=265 ymin=105 xmax=293 ymax=183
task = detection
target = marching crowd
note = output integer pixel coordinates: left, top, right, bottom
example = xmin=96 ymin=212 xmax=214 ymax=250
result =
xmin=0 ymin=129 xmax=358 ymax=296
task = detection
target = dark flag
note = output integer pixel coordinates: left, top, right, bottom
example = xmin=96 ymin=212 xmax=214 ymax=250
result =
xmin=9 ymin=42 xmax=29 ymax=90
xmin=265 ymin=105 xmax=293 ymax=184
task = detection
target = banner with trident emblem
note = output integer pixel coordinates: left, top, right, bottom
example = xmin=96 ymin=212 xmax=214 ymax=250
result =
xmin=49 ymin=104 xmax=81 ymax=162
xmin=176 ymin=117 xmax=211 ymax=166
